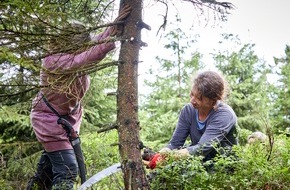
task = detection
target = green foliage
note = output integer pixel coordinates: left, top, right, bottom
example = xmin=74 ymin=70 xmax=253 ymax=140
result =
xmin=82 ymin=131 xmax=120 ymax=173
xmin=0 ymin=0 xmax=117 ymax=142
xmin=0 ymin=104 xmax=35 ymax=142
xmin=0 ymin=142 xmax=42 ymax=190
xmin=81 ymin=131 xmax=123 ymax=189
xmin=0 ymin=61 xmax=39 ymax=106
xmin=149 ymin=155 xmax=208 ymax=190
xmin=213 ymin=35 xmax=274 ymax=132
xmin=237 ymin=127 xmax=254 ymax=146
xmin=2 ymin=133 xmax=290 ymax=190
xmin=140 ymin=17 xmax=204 ymax=147
xmin=150 ymin=136 xmax=290 ymax=189
xmin=140 ymin=110 xmax=179 ymax=149
xmin=0 ymin=131 xmax=121 ymax=190
xmin=273 ymin=45 xmax=290 ymax=130
xmin=81 ymin=65 xmax=118 ymax=133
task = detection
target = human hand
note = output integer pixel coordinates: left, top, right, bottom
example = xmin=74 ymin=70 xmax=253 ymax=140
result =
xmin=147 ymin=153 xmax=163 ymax=169
xmin=159 ymin=147 xmax=171 ymax=153
xmin=142 ymin=148 xmax=156 ymax=161
xmin=147 ymin=149 xmax=189 ymax=169
xmin=173 ymin=148 xmax=190 ymax=158
xmin=142 ymin=148 xmax=166 ymax=169
xmin=110 ymin=4 xmax=132 ymax=36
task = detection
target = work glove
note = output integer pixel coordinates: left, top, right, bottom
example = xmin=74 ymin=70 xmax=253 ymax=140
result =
xmin=148 ymin=149 xmax=190 ymax=169
xmin=142 ymin=148 xmax=165 ymax=169
xmin=142 ymin=148 xmax=190 ymax=169
xmin=174 ymin=148 xmax=190 ymax=157
xmin=142 ymin=148 xmax=156 ymax=161
xmin=110 ymin=4 xmax=132 ymax=36
xmin=159 ymin=147 xmax=171 ymax=153
xmin=147 ymin=153 xmax=163 ymax=169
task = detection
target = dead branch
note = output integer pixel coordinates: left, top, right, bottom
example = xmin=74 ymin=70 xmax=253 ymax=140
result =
xmin=97 ymin=123 xmax=119 ymax=133
xmin=153 ymin=0 xmax=234 ymax=36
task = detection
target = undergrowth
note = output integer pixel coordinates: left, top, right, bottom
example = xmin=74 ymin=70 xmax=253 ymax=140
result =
xmin=0 ymin=131 xmax=121 ymax=190
xmin=149 ymin=134 xmax=290 ymax=190
xmin=1 ymin=133 xmax=290 ymax=189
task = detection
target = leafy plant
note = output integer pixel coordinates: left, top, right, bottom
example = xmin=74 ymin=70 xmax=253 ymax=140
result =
xmin=149 ymin=135 xmax=290 ymax=190
xmin=0 ymin=131 xmax=121 ymax=190
xmin=213 ymin=37 xmax=274 ymax=132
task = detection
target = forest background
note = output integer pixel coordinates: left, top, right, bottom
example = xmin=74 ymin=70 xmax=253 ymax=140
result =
xmin=0 ymin=0 xmax=289 ymax=189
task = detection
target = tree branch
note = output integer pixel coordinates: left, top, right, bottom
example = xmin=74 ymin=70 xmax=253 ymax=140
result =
xmin=97 ymin=123 xmax=119 ymax=133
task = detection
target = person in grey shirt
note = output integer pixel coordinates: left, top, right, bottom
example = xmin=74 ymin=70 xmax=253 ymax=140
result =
xmin=160 ymin=70 xmax=238 ymax=162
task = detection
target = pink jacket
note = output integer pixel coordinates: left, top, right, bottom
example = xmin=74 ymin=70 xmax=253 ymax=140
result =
xmin=31 ymin=29 xmax=115 ymax=152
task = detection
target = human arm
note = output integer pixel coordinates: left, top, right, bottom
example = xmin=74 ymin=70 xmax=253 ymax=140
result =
xmin=142 ymin=105 xmax=193 ymax=169
xmin=90 ymin=4 xmax=132 ymax=41
xmin=43 ymin=5 xmax=131 ymax=71
xmin=165 ymin=105 xmax=192 ymax=150
xmin=109 ymin=4 xmax=132 ymax=37
xmin=151 ymin=105 xmax=192 ymax=160
xmin=186 ymin=106 xmax=237 ymax=157
xmin=43 ymin=30 xmax=115 ymax=71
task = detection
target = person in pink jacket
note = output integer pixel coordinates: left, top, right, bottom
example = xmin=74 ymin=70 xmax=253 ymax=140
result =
xmin=28 ymin=5 xmax=131 ymax=190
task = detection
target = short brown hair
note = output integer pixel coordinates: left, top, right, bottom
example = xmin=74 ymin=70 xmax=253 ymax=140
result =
xmin=192 ymin=70 xmax=228 ymax=102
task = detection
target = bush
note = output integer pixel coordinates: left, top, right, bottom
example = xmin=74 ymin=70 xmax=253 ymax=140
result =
xmin=149 ymin=136 xmax=290 ymax=190
xmin=0 ymin=131 xmax=122 ymax=190
xmin=238 ymin=128 xmax=254 ymax=145
xmin=149 ymin=155 xmax=209 ymax=190
xmin=80 ymin=131 xmax=123 ymax=189
xmin=2 ymin=131 xmax=290 ymax=190
xmin=0 ymin=147 xmax=42 ymax=190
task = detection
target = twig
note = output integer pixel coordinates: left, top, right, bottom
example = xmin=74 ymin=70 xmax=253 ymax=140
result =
xmin=97 ymin=124 xmax=119 ymax=133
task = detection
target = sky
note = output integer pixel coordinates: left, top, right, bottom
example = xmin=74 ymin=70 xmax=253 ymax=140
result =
xmin=138 ymin=0 xmax=290 ymax=92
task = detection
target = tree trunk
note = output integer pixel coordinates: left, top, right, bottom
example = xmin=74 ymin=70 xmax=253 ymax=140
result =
xmin=117 ymin=0 xmax=149 ymax=189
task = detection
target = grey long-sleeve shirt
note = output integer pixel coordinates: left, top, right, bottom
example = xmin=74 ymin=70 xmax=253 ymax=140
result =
xmin=166 ymin=102 xmax=238 ymax=160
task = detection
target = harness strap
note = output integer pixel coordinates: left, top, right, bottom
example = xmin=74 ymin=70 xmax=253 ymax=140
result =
xmin=41 ymin=95 xmax=61 ymax=117
xmin=41 ymin=94 xmax=79 ymax=117
xmin=41 ymin=94 xmax=71 ymax=137
xmin=40 ymin=93 xmax=87 ymax=184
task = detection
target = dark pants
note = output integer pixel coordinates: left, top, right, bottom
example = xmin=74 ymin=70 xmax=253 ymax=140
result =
xmin=27 ymin=150 xmax=78 ymax=190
